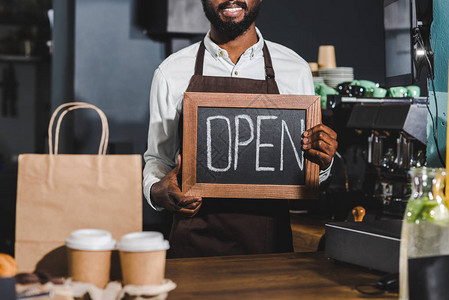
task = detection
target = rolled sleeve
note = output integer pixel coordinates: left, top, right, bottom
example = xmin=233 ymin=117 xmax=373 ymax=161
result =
xmin=319 ymin=157 xmax=333 ymax=184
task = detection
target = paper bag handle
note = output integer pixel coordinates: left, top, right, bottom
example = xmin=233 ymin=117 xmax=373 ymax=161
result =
xmin=48 ymin=102 xmax=109 ymax=155
xmin=55 ymin=104 xmax=109 ymax=155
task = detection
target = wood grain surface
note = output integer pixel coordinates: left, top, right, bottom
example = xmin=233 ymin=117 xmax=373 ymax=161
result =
xmin=290 ymin=214 xmax=326 ymax=252
xmin=165 ymin=252 xmax=398 ymax=299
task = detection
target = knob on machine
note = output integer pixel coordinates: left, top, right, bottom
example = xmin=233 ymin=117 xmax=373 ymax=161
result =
xmin=352 ymin=206 xmax=366 ymax=222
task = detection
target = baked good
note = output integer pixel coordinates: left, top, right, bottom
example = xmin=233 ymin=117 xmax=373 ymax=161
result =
xmin=0 ymin=253 xmax=17 ymax=278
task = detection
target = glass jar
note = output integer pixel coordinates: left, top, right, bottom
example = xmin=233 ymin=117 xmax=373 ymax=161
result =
xmin=399 ymin=168 xmax=449 ymax=300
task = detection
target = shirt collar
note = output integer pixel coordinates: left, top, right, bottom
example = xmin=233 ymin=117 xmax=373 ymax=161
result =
xmin=204 ymin=27 xmax=265 ymax=61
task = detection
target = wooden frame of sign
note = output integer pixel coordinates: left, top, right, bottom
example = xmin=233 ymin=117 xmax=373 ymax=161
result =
xmin=182 ymin=92 xmax=321 ymax=199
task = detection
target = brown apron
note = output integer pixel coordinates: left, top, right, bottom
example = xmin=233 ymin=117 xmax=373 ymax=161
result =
xmin=169 ymin=41 xmax=293 ymax=258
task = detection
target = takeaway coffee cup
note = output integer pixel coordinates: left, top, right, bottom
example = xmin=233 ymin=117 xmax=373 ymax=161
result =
xmin=65 ymin=229 xmax=116 ymax=288
xmin=117 ymin=232 xmax=170 ymax=286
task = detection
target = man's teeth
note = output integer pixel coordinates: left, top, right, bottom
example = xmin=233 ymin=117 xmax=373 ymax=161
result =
xmin=225 ymin=8 xmax=242 ymax=12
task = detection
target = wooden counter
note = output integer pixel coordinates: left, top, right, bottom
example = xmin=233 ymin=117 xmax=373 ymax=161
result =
xmin=290 ymin=213 xmax=326 ymax=252
xmin=165 ymin=252 xmax=397 ymax=299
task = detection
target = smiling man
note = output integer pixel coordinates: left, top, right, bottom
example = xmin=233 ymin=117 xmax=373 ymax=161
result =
xmin=143 ymin=0 xmax=338 ymax=258
xmin=202 ymin=0 xmax=261 ymax=41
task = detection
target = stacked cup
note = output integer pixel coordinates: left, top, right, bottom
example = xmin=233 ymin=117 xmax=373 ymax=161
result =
xmin=318 ymin=45 xmax=336 ymax=69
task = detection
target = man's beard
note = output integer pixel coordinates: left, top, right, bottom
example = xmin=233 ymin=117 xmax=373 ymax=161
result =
xmin=201 ymin=0 xmax=262 ymax=40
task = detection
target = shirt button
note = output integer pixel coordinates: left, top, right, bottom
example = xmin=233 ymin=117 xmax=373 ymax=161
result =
xmin=220 ymin=51 xmax=224 ymax=56
xmin=215 ymin=54 xmax=218 ymax=58
xmin=234 ymin=71 xmax=238 ymax=76
xmin=251 ymin=53 xmax=254 ymax=57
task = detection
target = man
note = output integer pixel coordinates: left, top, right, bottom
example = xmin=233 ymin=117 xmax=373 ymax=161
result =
xmin=143 ymin=0 xmax=338 ymax=258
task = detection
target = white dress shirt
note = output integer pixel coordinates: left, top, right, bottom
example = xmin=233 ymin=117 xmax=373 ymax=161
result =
xmin=143 ymin=28 xmax=332 ymax=210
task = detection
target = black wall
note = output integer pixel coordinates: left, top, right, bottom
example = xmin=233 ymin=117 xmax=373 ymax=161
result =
xmin=257 ymin=0 xmax=385 ymax=85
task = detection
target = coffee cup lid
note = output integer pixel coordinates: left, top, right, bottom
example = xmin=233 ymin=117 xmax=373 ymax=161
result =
xmin=65 ymin=229 xmax=116 ymax=251
xmin=117 ymin=232 xmax=170 ymax=252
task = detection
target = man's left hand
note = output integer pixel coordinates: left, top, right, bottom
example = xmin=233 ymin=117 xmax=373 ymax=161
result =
xmin=302 ymin=124 xmax=338 ymax=170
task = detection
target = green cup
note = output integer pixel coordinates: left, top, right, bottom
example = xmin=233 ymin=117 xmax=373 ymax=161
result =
xmin=406 ymin=85 xmax=421 ymax=98
xmin=389 ymin=86 xmax=408 ymax=98
xmin=320 ymin=85 xmax=339 ymax=108
xmin=358 ymin=80 xmax=378 ymax=97
xmin=364 ymin=88 xmax=373 ymax=97
xmin=372 ymin=87 xmax=388 ymax=98
xmin=358 ymin=80 xmax=378 ymax=89
xmin=350 ymin=80 xmax=361 ymax=86
xmin=314 ymin=82 xmax=325 ymax=95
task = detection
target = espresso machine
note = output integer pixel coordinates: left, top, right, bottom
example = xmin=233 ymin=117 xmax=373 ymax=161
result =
xmin=324 ymin=97 xmax=427 ymax=273
xmin=346 ymin=99 xmax=428 ymax=217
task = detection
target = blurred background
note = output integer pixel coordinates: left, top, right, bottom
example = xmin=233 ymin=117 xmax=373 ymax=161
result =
xmin=0 ymin=0 xmax=447 ymax=257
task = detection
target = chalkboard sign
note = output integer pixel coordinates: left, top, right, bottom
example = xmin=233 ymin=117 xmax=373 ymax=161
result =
xmin=182 ymin=92 xmax=321 ymax=199
xmin=197 ymin=107 xmax=306 ymax=185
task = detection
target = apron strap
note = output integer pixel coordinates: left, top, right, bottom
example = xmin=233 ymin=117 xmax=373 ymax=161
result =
xmin=262 ymin=42 xmax=275 ymax=80
xmin=194 ymin=41 xmax=207 ymax=76
xmin=195 ymin=40 xmax=277 ymax=80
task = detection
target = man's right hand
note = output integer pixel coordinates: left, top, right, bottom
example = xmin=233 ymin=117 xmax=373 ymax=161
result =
xmin=150 ymin=154 xmax=202 ymax=216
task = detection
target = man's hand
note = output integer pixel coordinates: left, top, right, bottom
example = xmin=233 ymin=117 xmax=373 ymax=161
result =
xmin=302 ymin=124 xmax=338 ymax=170
xmin=150 ymin=154 xmax=202 ymax=216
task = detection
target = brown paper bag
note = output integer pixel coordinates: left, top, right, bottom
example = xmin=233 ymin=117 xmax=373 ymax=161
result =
xmin=15 ymin=102 xmax=142 ymax=276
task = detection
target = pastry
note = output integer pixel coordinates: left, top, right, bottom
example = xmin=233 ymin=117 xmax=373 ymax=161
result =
xmin=0 ymin=253 xmax=17 ymax=278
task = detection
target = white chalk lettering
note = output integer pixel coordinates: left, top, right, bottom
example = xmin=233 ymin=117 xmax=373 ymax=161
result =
xmin=301 ymin=119 xmax=305 ymax=168
xmin=256 ymin=115 xmax=277 ymax=171
xmin=207 ymin=116 xmax=232 ymax=172
xmin=280 ymin=120 xmax=303 ymax=171
xmin=234 ymin=115 xmax=254 ymax=170
xmin=301 ymin=119 xmax=305 ymax=136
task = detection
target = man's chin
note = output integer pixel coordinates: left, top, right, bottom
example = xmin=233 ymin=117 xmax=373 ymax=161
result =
xmin=220 ymin=15 xmax=245 ymax=25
